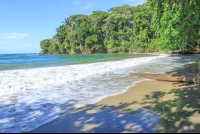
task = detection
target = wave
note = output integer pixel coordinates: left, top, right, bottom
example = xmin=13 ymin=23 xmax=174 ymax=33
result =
xmin=0 ymin=54 xmax=185 ymax=133
xmin=0 ymin=54 xmax=166 ymax=96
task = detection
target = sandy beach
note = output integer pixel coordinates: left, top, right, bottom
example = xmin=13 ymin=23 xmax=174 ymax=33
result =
xmin=29 ymin=79 xmax=200 ymax=133
xmin=3 ymin=54 xmax=200 ymax=133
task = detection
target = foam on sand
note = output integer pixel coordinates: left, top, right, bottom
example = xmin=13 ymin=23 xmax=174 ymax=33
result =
xmin=0 ymin=54 xmax=199 ymax=133
xmin=0 ymin=54 xmax=165 ymax=96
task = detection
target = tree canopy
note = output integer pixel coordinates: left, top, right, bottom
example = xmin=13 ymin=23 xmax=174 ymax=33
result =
xmin=148 ymin=0 xmax=200 ymax=51
xmin=40 ymin=1 xmax=200 ymax=54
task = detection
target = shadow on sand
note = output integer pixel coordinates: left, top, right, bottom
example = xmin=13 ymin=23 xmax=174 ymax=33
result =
xmin=28 ymin=56 xmax=200 ymax=133
xmin=27 ymin=81 xmax=200 ymax=133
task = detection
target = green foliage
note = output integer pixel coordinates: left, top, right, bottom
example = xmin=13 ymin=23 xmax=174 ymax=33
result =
xmin=78 ymin=21 xmax=87 ymax=44
xmin=40 ymin=1 xmax=199 ymax=54
xmin=40 ymin=39 xmax=51 ymax=53
xmin=148 ymin=0 xmax=200 ymax=51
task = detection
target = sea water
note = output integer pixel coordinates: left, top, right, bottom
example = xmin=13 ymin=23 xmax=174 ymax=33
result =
xmin=0 ymin=53 xmax=200 ymax=133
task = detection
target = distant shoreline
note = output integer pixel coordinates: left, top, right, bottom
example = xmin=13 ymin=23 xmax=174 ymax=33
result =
xmin=39 ymin=50 xmax=200 ymax=55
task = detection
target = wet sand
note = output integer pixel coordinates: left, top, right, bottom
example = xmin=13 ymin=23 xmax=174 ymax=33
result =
xmin=28 ymin=60 xmax=200 ymax=133
xmin=29 ymin=79 xmax=200 ymax=133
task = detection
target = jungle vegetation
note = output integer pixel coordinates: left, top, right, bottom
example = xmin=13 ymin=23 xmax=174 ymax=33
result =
xmin=40 ymin=0 xmax=200 ymax=54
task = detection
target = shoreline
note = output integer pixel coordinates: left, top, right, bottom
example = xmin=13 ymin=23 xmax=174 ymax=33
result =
xmin=40 ymin=50 xmax=200 ymax=55
xmin=1 ymin=54 xmax=171 ymax=133
xmin=29 ymin=60 xmax=200 ymax=133
xmin=29 ymin=80 xmax=200 ymax=133
xmin=1 ymin=54 xmax=200 ymax=133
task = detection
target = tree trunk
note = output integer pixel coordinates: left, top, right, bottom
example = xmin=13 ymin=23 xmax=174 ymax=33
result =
xmin=80 ymin=43 xmax=82 ymax=51
xmin=129 ymin=72 xmax=200 ymax=84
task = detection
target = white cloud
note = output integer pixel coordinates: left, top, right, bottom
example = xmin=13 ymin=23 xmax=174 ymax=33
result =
xmin=23 ymin=0 xmax=36 ymax=3
xmin=0 ymin=40 xmax=15 ymax=44
xmin=74 ymin=0 xmax=83 ymax=5
xmin=0 ymin=33 xmax=29 ymax=39
xmin=82 ymin=3 xmax=96 ymax=10
xmin=0 ymin=43 xmax=38 ymax=54
xmin=127 ymin=0 xmax=146 ymax=5
xmin=18 ymin=44 xmax=31 ymax=47
xmin=0 ymin=39 xmax=41 ymax=54
xmin=0 ymin=45 xmax=11 ymax=51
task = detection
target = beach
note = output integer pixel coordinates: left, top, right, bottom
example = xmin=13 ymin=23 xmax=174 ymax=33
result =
xmin=29 ymin=80 xmax=200 ymax=133
xmin=29 ymin=59 xmax=200 ymax=133
xmin=1 ymin=54 xmax=200 ymax=133
xmin=28 ymin=61 xmax=200 ymax=133
xmin=1 ymin=0 xmax=199 ymax=132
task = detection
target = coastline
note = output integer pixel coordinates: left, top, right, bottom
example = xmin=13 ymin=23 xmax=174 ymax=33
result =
xmin=39 ymin=51 xmax=169 ymax=55
xmin=1 ymin=54 xmax=200 ymax=133
xmin=39 ymin=50 xmax=200 ymax=55
xmin=29 ymin=60 xmax=200 ymax=133
xmin=1 ymin=53 xmax=168 ymax=133
xmin=29 ymin=80 xmax=200 ymax=133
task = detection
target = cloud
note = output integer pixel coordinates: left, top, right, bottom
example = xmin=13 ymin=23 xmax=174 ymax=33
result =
xmin=127 ymin=0 xmax=146 ymax=5
xmin=0 ymin=33 xmax=29 ymax=39
xmin=0 ymin=43 xmax=39 ymax=54
xmin=82 ymin=3 xmax=96 ymax=10
xmin=0 ymin=39 xmax=41 ymax=54
xmin=23 ymin=0 xmax=36 ymax=3
xmin=0 ymin=45 xmax=11 ymax=51
xmin=18 ymin=44 xmax=31 ymax=47
xmin=74 ymin=0 xmax=83 ymax=5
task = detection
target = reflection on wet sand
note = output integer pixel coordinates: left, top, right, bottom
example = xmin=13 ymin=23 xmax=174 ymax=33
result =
xmin=169 ymin=59 xmax=200 ymax=74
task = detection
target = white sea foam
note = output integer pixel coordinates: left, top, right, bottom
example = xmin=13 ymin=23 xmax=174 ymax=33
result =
xmin=0 ymin=54 xmax=165 ymax=96
xmin=0 ymin=54 xmax=200 ymax=133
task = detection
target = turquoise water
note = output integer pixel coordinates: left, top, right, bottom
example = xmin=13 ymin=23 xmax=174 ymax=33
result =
xmin=0 ymin=52 xmax=161 ymax=133
xmin=1 ymin=53 xmax=200 ymax=133
xmin=0 ymin=53 xmax=155 ymax=71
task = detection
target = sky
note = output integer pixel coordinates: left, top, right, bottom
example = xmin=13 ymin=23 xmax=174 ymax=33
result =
xmin=0 ymin=0 xmax=146 ymax=54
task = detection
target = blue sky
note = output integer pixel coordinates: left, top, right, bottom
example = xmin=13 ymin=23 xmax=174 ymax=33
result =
xmin=0 ymin=0 xmax=146 ymax=54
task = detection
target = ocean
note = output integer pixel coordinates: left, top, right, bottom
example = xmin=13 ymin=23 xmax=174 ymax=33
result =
xmin=0 ymin=53 xmax=200 ymax=133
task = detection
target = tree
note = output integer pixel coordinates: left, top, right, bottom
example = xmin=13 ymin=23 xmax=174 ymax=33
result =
xmin=132 ymin=3 xmax=157 ymax=51
xmin=78 ymin=21 xmax=88 ymax=51
xmin=40 ymin=3 xmax=166 ymax=54
xmin=40 ymin=39 xmax=50 ymax=53
xmin=148 ymin=0 xmax=200 ymax=51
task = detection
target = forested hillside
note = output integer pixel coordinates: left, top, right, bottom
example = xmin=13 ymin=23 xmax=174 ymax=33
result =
xmin=40 ymin=0 xmax=200 ymax=54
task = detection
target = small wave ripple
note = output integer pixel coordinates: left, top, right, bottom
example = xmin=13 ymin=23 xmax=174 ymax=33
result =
xmin=0 ymin=54 xmax=174 ymax=133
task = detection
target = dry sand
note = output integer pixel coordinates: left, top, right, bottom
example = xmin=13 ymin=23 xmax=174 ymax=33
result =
xmin=29 ymin=80 xmax=200 ymax=133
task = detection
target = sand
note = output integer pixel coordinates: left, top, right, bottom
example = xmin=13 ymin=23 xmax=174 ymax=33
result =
xmin=29 ymin=80 xmax=200 ymax=133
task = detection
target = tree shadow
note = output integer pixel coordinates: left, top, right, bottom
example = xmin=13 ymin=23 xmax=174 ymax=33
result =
xmin=168 ymin=57 xmax=200 ymax=83
xmin=28 ymin=55 xmax=200 ymax=133
xmin=166 ymin=54 xmax=200 ymax=74
xmin=27 ymin=82 xmax=200 ymax=133
xmin=0 ymin=98 xmax=79 ymax=133
xmin=3 ymin=54 xmax=200 ymax=133
xmin=140 ymin=82 xmax=200 ymax=133
xmin=28 ymin=80 xmax=200 ymax=133
xmin=28 ymin=101 xmax=160 ymax=133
